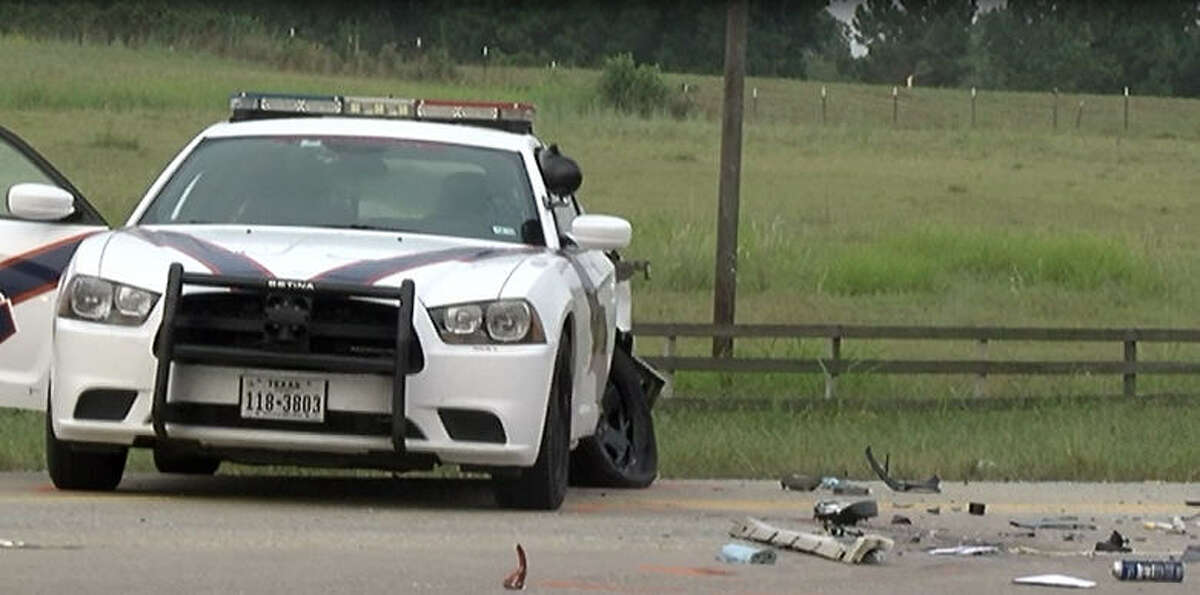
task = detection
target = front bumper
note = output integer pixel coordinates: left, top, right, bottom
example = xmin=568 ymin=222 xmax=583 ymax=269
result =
xmin=51 ymin=267 xmax=555 ymax=469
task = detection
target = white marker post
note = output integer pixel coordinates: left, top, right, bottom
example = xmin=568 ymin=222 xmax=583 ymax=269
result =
xmin=971 ymin=86 xmax=977 ymax=128
xmin=892 ymin=86 xmax=898 ymax=126
xmin=1123 ymin=86 xmax=1130 ymax=132
xmin=821 ymin=85 xmax=827 ymax=125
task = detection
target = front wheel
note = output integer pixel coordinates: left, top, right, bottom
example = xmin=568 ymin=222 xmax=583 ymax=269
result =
xmin=493 ymin=337 xmax=571 ymax=510
xmin=570 ymin=349 xmax=658 ymax=488
xmin=46 ymin=403 xmax=127 ymax=491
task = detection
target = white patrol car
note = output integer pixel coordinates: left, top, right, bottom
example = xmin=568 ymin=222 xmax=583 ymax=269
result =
xmin=0 ymin=92 xmax=662 ymax=510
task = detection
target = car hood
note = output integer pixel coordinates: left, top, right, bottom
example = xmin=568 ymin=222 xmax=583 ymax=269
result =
xmin=98 ymin=225 xmax=544 ymax=305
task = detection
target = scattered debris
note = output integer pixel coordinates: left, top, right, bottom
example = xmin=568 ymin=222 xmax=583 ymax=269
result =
xmin=891 ymin=515 xmax=912 ymax=525
xmin=926 ymin=506 xmax=941 ymax=515
xmin=1142 ymin=516 xmax=1187 ymax=534
xmin=730 ymin=517 xmax=894 ymax=565
xmin=1111 ymin=559 xmax=1184 ymax=582
xmin=968 ymin=502 xmax=986 ymax=516
xmin=1094 ymin=531 xmax=1131 ymax=554
xmin=893 ymin=502 xmax=914 ymax=509
xmin=502 ymin=544 xmax=527 ymax=591
xmin=1012 ymin=574 xmax=1096 ymax=589
xmin=780 ymin=474 xmax=821 ymax=492
xmin=814 ymin=500 xmax=878 ymax=527
xmin=1181 ymin=544 xmax=1200 ymax=563
xmin=1009 ymin=546 xmax=1091 ymax=558
xmin=928 ymin=545 xmax=999 ymax=556
xmin=0 ymin=538 xmax=29 ymax=549
xmin=833 ymin=483 xmax=871 ymax=496
xmin=716 ymin=543 xmax=776 ymax=565
xmin=1009 ymin=516 xmax=1098 ymax=532
xmin=1186 ymin=499 xmax=1200 ymax=507
xmin=865 ymin=446 xmax=941 ymax=493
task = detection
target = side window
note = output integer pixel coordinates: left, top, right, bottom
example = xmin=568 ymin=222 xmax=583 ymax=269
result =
xmin=0 ymin=140 xmax=54 ymax=218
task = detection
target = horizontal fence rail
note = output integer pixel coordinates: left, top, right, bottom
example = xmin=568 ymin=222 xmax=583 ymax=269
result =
xmin=632 ymin=323 xmax=1200 ymax=399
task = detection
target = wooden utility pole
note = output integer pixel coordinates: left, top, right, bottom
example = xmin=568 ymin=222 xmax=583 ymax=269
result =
xmin=713 ymin=0 xmax=747 ymax=358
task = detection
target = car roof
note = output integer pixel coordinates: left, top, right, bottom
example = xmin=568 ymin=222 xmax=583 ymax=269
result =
xmin=201 ymin=117 xmax=536 ymax=153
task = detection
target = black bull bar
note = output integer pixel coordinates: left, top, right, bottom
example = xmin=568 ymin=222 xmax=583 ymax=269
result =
xmin=151 ymin=263 xmax=417 ymax=454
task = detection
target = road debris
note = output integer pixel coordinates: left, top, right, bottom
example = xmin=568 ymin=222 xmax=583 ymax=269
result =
xmin=1111 ymin=559 xmax=1184 ymax=582
xmin=1181 ymin=544 xmax=1200 ymax=563
xmin=502 ymin=544 xmax=527 ymax=590
xmin=968 ymin=502 xmax=986 ymax=516
xmin=0 ymin=538 xmax=29 ymax=549
xmin=891 ymin=515 xmax=912 ymax=525
xmin=730 ymin=517 xmax=893 ymax=565
xmin=1009 ymin=516 xmax=1098 ymax=532
xmin=865 ymin=446 xmax=940 ymax=493
xmin=716 ymin=543 xmax=776 ymax=565
xmin=780 ymin=474 xmax=821 ymax=492
xmin=1142 ymin=516 xmax=1187 ymax=534
xmin=1012 ymin=574 xmax=1096 ymax=589
xmin=926 ymin=506 xmax=941 ymax=515
xmin=1094 ymin=531 xmax=1131 ymax=553
xmin=1186 ymin=499 xmax=1200 ymax=507
xmin=928 ymin=545 xmax=999 ymax=556
xmin=814 ymin=500 xmax=878 ymax=528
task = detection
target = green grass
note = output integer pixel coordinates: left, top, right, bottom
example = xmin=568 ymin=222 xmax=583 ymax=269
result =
xmin=3 ymin=37 xmax=1200 ymax=478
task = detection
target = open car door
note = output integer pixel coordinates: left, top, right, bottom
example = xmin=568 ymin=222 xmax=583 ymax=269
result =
xmin=0 ymin=126 xmax=107 ymax=410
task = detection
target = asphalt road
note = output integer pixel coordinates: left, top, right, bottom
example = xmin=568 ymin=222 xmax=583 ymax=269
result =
xmin=0 ymin=472 xmax=1197 ymax=594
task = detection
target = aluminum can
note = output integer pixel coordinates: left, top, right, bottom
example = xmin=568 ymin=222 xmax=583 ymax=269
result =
xmin=1111 ymin=560 xmax=1184 ymax=582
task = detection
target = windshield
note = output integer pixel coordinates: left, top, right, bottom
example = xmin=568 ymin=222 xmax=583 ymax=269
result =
xmin=139 ymin=136 xmax=542 ymax=244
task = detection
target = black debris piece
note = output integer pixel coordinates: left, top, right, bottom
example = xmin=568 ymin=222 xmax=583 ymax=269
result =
xmin=865 ymin=446 xmax=941 ymax=493
xmin=1095 ymin=531 xmax=1132 ymax=553
xmin=814 ymin=500 xmax=878 ymax=527
xmin=926 ymin=506 xmax=941 ymax=515
xmin=833 ymin=483 xmax=871 ymax=496
xmin=780 ymin=474 xmax=821 ymax=492
xmin=1009 ymin=516 xmax=1098 ymax=532
xmin=969 ymin=502 xmax=986 ymax=516
xmin=892 ymin=515 xmax=912 ymax=525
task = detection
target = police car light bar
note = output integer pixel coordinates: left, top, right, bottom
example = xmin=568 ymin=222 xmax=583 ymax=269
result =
xmin=229 ymin=91 xmax=535 ymax=133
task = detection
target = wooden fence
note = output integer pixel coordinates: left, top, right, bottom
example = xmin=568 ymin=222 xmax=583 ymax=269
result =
xmin=633 ymin=323 xmax=1200 ymax=399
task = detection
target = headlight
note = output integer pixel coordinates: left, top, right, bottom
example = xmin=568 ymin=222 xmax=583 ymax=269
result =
xmin=59 ymin=275 xmax=160 ymax=326
xmin=430 ymin=299 xmax=544 ymax=344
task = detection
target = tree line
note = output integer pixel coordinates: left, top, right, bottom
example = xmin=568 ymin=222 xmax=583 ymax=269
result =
xmin=2 ymin=1 xmax=1199 ymax=97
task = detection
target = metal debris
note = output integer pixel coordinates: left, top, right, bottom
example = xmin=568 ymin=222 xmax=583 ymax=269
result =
xmin=968 ymin=502 xmax=986 ymax=516
xmin=865 ymin=446 xmax=941 ymax=493
xmin=503 ymin=544 xmax=527 ymax=590
xmin=891 ymin=515 xmax=912 ymax=525
xmin=730 ymin=517 xmax=893 ymax=565
xmin=1009 ymin=516 xmax=1098 ymax=532
xmin=1012 ymin=574 xmax=1096 ymax=589
xmin=1142 ymin=516 xmax=1187 ymax=534
xmin=928 ymin=545 xmax=999 ymax=556
xmin=0 ymin=538 xmax=30 ymax=549
xmin=716 ymin=543 xmax=776 ymax=565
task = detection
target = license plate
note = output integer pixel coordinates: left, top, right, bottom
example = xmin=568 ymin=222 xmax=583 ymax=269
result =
xmin=239 ymin=374 xmax=327 ymax=423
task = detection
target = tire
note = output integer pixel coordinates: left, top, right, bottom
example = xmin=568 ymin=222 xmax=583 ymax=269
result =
xmin=494 ymin=338 xmax=571 ymax=510
xmin=154 ymin=448 xmax=220 ymax=475
xmin=570 ymin=349 xmax=657 ymax=488
xmin=45 ymin=402 xmax=127 ymax=491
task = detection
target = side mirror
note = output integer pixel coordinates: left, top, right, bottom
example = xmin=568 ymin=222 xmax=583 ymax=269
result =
xmin=569 ymin=215 xmax=631 ymax=251
xmin=7 ymin=183 xmax=75 ymax=221
xmin=539 ymin=144 xmax=582 ymax=196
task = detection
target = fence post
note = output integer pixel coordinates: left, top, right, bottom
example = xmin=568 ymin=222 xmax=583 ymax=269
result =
xmin=970 ymin=87 xmax=976 ymax=128
xmin=821 ymin=85 xmax=827 ymax=125
xmin=752 ymin=87 xmax=758 ymax=118
xmin=661 ymin=335 xmax=677 ymax=399
xmin=1052 ymin=88 xmax=1059 ymax=131
xmin=1123 ymin=338 xmax=1137 ymax=398
xmin=892 ymin=86 xmax=898 ymax=126
xmin=1075 ymin=99 xmax=1085 ymax=130
xmin=974 ymin=338 xmax=988 ymax=398
xmin=825 ymin=335 xmax=841 ymax=400
xmin=1123 ymin=86 xmax=1129 ymax=132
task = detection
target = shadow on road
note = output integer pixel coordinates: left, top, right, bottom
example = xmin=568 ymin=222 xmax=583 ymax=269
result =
xmin=116 ymin=473 xmax=503 ymax=510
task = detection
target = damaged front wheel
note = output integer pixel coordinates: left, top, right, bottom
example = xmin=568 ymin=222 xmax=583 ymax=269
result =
xmin=570 ymin=349 xmax=657 ymax=488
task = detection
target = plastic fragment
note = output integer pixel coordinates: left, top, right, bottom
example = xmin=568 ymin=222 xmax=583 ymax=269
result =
xmin=716 ymin=543 xmax=776 ymax=565
xmin=928 ymin=545 xmax=999 ymax=556
xmin=1012 ymin=574 xmax=1096 ymax=589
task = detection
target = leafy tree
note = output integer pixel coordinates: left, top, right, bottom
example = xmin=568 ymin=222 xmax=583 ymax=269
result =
xmin=851 ymin=0 xmax=977 ymax=87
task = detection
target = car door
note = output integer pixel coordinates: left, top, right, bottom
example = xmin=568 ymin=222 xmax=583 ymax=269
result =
xmin=0 ymin=126 xmax=107 ymax=410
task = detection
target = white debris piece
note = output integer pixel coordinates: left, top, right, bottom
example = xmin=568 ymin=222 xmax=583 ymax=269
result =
xmin=729 ymin=517 xmax=893 ymax=565
xmin=928 ymin=545 xmax=999 ymax=556
xmin=1012 ymin=574 xmax=1096 ymax=589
